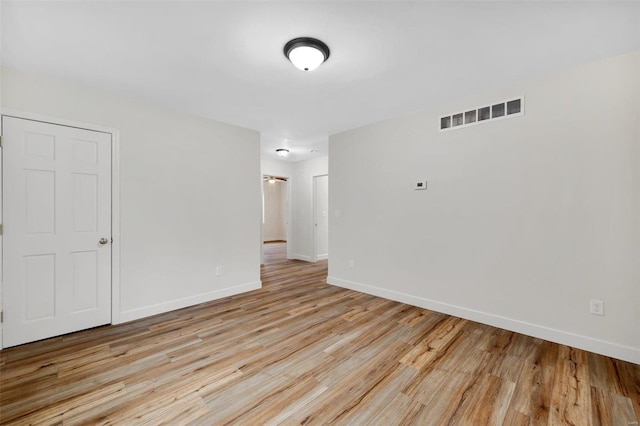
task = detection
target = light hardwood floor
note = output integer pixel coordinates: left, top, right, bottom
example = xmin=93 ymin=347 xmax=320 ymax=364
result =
xmin=1 ymin=242 xmax=639 ymax=425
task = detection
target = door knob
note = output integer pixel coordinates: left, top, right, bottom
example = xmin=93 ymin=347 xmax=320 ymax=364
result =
xmin=99 ymin=238 xmax=109 ymax=245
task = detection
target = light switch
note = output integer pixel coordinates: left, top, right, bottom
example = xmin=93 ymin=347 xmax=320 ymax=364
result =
xmin=414 ymin=181 xmax=427 ymax=190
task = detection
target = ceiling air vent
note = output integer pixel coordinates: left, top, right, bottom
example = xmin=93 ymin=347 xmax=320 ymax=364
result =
xmin=440 ymin=96 xmax=524 ymax=131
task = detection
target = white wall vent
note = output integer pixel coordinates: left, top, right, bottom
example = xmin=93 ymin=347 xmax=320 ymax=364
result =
xmin=439 ymin=96 xmax=524 ymax=131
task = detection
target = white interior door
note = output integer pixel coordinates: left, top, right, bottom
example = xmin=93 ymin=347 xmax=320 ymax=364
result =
xmin=284 ymin=180 xmax=291 ymax=260
xmin=314 ymin=175 xmax=329 ymax=261
xmin=2 ymin=116 xmax=112 ymax=347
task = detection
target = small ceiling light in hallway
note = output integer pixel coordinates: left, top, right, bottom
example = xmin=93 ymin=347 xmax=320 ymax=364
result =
xmin=276 ymin=148 xmax=290 ymax=157
xmin=284 ymin=37 xmax=330 ymax=71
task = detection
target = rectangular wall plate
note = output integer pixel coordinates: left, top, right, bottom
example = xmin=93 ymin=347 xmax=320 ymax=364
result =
xmin=590 ymin=299 xmax=604 ymax=315
xmin=414 ymin=181 xmax=427 ymax=190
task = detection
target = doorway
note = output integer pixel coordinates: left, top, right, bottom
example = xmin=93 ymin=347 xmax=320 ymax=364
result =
xmin=262 ymin=175 xmax=289 ymax=262
xmin=313 ymin=174 xmax=329 ymax=262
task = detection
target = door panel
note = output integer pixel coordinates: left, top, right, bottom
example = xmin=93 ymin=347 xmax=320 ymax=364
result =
xmin=25 ymin=170 xmax=56 ymax=234
xmin=25 ymin=254 xmax=56 ymax=320
xmin=72 ymin=250 xmax=99 ymax=312
xmin=72 ymin=173 xmax=98 ymax=232
xmin=3 ymin=116 xmax=112 ymax=347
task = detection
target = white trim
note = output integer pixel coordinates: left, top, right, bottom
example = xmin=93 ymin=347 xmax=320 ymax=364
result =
xmin=1 ymin=108 xmax=118 ymax=135
xmin=260 ymin=178 xmax=264 ymax=265
xmin=291 ymin=254 xmax=312 ymax=262
xmin=285 ymin=177 xmax=292 ymax=260
xmin=327 ymin=276 xmax=640 ymax=365
xmin=0 ymin=128 xmax=3 ymax=349
xmin=0 ymin=109 xmax=122 ymax=349
xmin=119 ymin=281 xmax=261 ymax=323
xmin=110 ymin=130 xmax=121 ymax=324
xmin=316 ymin=254 xmax=328 ymax=261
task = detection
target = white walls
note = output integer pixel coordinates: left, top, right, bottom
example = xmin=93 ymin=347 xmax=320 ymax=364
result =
xmin=261 ymin=158 xmax=293 ymax=180
xmin=263 ymin=180 xmax=287 ymax=241
xmin=328 ymin=52 xmax=640 ymax=363
xmin=1 ymin=67 xmax=262 ymax=323
xmin=290 ymin=157 xmax=328 ymax=261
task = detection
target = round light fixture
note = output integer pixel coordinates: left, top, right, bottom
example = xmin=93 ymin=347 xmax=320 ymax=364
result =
xmin=284 ymin=37 xmax=330 ymax=72
xmin=276 ymin=148 xmax=290 ymax=157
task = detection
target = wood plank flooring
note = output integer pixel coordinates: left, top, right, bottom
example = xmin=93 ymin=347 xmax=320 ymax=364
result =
xmin=1 ymin=242 xmax=639 ymax=424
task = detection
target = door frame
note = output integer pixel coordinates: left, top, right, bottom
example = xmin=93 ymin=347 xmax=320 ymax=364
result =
xmin=312 ymin=174 xmax=328 ymax=263
xmin=0 ymin=109 xmax=121 ymax=350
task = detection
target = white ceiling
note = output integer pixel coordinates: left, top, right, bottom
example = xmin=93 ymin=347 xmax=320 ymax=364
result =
xmin=2 ymin=1 xmax=639 ymax=162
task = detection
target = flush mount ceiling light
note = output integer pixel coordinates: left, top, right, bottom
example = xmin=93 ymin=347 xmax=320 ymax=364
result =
xmin=284 ymin=37 xmax=330 ymax=72
xmin=276 ymin=148 xmax=290 ymax=157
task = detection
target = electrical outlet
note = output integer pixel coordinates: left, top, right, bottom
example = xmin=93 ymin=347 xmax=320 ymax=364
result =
xmin=414 ymin=181 xmax=427 ymax=190
xmin=216 ymin=266 xmax=223 ymax=277
xmin=590 ymin=299 xmax=604 ymax=316
xmin=348 ymin=260 xmax=354 ymax=269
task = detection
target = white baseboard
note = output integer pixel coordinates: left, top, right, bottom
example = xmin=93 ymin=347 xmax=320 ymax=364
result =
xmin=327 ymin=276 xmax=640 ymax=365
xmin=119 ymin=281 xmax=261 ymax=324
xmin=316 ymin=254 xmax=328 ymax=261
xmin=291 ymin=254 xmax=312 ymax=262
